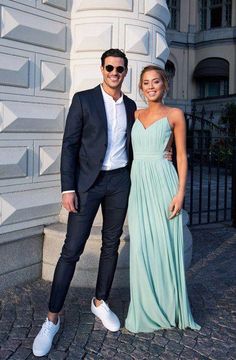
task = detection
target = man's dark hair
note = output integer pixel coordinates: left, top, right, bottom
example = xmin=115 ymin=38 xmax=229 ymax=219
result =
xmin=101 ymin=49 xmax=128 ymax=68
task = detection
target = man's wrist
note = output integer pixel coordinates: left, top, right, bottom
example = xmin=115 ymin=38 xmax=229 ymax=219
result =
xmin=62 ymin=190 xmax=75 ymax=194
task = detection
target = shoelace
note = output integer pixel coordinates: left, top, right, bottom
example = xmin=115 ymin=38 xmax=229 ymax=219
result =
xmin=41 ymin=319 xmax=55 ymax=336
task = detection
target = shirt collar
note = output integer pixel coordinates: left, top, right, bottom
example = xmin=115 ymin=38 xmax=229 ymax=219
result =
xmin=100 ymin=84 xmax=124 ymax=104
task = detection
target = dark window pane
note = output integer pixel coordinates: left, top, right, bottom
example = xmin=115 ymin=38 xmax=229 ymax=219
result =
xmin=210 ymin=0 xmax=222 ymax=5
xmin=225 ymin=3 xmax=232 ymax=26
xmin=167 ymin=0 xmax=180 ymax=30
xmin=198 ymin=78 xmax=229 ymax=98
xmin=201 ymin=9 xmax=207 ymax=29
xmin=211 ymin=7 xmax=222 ymax=27
xmin=208 ymin=81 xmax=220 ymax=96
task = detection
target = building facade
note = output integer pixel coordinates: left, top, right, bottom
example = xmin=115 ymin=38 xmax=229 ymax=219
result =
xmin=166 ymin=0 xmax=236 ymax=119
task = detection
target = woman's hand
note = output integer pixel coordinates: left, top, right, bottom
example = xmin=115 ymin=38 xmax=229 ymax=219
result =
xmin=168 ymin=193 xmax=184 ymax=219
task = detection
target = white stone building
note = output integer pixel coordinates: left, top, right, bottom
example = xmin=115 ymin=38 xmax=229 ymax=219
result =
xmin=0 ymin=0 xmax=171 ymax=291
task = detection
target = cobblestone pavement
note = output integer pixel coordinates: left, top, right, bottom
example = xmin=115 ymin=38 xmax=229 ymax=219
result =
xmin=0 ymin=225 xmax=236 ymax=360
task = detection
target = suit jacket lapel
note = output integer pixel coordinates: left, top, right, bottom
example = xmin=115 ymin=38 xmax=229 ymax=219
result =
xmin=92 ymin=85 xmax=108 ymax=132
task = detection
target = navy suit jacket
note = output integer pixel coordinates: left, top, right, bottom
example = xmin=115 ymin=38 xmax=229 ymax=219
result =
xmin=61 ymin=85 xmax=137 ymax=192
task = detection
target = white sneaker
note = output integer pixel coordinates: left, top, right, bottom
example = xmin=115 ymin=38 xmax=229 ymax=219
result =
xmin=32 ymin=317 xmax=60 ymax=357
xmin=91 ymin=297 xmax=120 ymax=332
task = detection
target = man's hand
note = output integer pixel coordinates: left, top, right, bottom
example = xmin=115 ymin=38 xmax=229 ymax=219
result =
xmin=165 ymin=148 xmax=173 ymax=161
xmin=62 ymin=192 xmax=78 ymax=213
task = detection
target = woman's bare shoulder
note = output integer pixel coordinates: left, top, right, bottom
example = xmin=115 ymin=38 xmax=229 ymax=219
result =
xmin=134 ymin=108 xmax=145 ymax=120
xmin=168 ymin=107 xmax=185 ymax=122
xmin=168 ymin=107 xmax=184 ymax=116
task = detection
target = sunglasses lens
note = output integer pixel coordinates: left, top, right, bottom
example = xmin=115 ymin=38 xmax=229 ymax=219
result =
xmin=117 ymin=66 xmax=125 ymax=73
xmin=105 ymin=65 xmax=114 ymax=72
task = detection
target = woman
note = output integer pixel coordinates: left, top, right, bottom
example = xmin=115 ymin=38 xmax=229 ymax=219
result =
xmin=125 ymin=65 xmax=200 ymax=332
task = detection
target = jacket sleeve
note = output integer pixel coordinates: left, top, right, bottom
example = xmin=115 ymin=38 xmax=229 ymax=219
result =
xmin=60 ymin=93 xmax=83 ymax=192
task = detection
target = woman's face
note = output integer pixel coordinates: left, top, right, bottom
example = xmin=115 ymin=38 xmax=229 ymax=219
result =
xmin=141 ymin=70 xmax=165 ymax=102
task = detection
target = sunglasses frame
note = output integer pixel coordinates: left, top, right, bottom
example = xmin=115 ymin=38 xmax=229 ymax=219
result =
xmin=105 ymin=64 xmax=126 ymax=74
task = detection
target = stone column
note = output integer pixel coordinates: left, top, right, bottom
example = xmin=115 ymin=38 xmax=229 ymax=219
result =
xmin=70 ymin=0 xmax=170 ymax=108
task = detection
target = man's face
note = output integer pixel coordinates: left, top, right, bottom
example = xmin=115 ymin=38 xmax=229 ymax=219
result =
xmin=101 ymin=56 xmax=127 ymax=90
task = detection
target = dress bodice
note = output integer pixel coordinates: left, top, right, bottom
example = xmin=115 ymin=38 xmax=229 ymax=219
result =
xmin=132 ymin=117 xmax=172 ymax=159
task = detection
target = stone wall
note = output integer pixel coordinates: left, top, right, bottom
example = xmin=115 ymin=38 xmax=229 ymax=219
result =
xmin=0 ymin=0 xmax=70 ymax=290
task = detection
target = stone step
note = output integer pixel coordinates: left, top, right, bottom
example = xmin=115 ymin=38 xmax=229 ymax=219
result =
xmin=42 ymin=222 xmax=130 ymax=288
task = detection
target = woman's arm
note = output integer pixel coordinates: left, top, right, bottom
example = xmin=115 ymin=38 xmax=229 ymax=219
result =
xmin=168 ymin=108 xmax=187 ymax=219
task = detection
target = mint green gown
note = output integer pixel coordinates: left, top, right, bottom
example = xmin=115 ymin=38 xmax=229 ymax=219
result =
xmin=125 ymin=117 xmax=200 ymax=333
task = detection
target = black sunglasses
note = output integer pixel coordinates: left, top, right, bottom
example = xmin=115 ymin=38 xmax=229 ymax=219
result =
xmin=105 ymin=65 xmax=126 ymax=73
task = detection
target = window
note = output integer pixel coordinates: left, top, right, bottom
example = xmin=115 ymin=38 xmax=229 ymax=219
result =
xmin=199 ymin=79 xmax=229 ymax=98
xmin=194 ymin=58 xmax=229 ymax=99
xmin=165 ymin=61 xmax=176 ymax=99
xmin=199 ymin=0 xmax=232 ymax=30
xmin=167 ymin=0 xmax=180 ymax=30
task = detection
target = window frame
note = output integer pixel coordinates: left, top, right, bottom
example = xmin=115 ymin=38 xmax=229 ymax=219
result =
xmin=199 ymin=0 xmax=232 ymax=30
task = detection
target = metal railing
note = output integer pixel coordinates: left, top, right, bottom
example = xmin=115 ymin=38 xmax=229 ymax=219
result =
xmin=183 ymin=108 xmax=236 ymax=226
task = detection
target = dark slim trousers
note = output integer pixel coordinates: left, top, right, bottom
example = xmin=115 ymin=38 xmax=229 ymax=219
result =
xmin=48 ymin=166 xmax=130 ymax=313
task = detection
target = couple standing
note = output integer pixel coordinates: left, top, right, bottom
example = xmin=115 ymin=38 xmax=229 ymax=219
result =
xmin=33 ymin=48 xmax=200 ymax=357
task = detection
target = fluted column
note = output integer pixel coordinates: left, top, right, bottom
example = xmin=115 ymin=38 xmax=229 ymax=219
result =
xmin=70 ymin=0 xmax=170 ymax=107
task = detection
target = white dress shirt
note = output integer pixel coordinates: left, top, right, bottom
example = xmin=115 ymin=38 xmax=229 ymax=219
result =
xmin=62 ymin=85 xmax=128 ymax=194
xmin=100 ymin=85 xmax=128 ymax=170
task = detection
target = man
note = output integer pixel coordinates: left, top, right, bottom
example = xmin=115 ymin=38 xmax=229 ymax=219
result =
xmin=33 ymin=49 xmax=136 ymax=357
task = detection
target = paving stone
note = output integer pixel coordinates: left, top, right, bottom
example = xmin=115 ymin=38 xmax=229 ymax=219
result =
xmin=228 ymin=347 xmax=236 ymax=360
xmin=76 ymin=323 xmax=93 ymax=334
xmin=8 ymin=346 xmax=31 ymax=360
xmin=132 ymin=338 xmax=150 ymax=352
xmin=0 ymin=350 xmax=13 ymax=360
xmin=102 ymin=337 xmax=119 ymax=349
xmin=194 ymin=342 xmax=213 ymax=357
xmin=114 ymin=352 xmax=133 ymax=360
xmin=117 ymin=341 xmax=135 ymax=354
xmin=8 ymin=327 xmax=29 ymax=339
xmin=118 ymin=333 xmax=135 ymax=343
xmin=0 ymin=339 xmax=22 ymax=352
xmin=0 ymin=321 xmax=13 ymax=333
xmin=72 ymin=332 xmax=89 ymax=348
xmin=13 ymin=318 xmax=32 ymax=328
xmin=67 ymin=345 xmax=86 ymax=359
xmin=100 ymin=345 xmax=117 ymax=358
xmin=164 ymin=330 xmax=182 ymax=343
xmin=149 ymin=343 xmax=165 ymax=355
xmin=209 ymin=349 xmax=230 ymax=360
xmin=159 ymin=349 xmax=180 ymax=359
xmin=180 ymin=335 xmax=196 ymax=348
xmin=48 ymin=350 xmax=67 ymax=360
xmin=152 ymin=335 xmax=169 ymax=347
xmin=180 ymin=347 xmax=206 ymax=359
xmin=130 ymin=349 xmax=150 ymax=359
xmin=136 ymin=332 xmax=154 ymax=340
xmin=0 ymin=333 xmax=8 ymax=346
xmin=0 ymin=226 xmax=235 ymax=359
xmin=166 ymin=340 xmax=184 ymax=355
